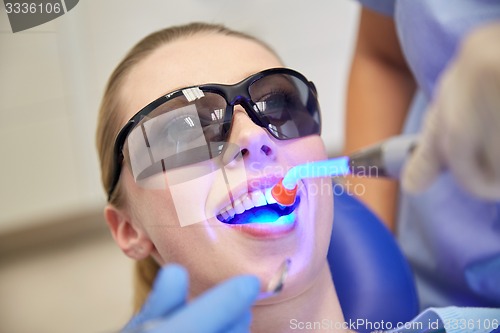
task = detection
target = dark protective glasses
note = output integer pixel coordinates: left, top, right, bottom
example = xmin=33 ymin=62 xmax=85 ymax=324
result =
xmin=108 ymin=67 xmax=322 ymax=200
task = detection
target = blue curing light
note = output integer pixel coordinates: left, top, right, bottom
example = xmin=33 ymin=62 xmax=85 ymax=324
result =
xmin=271 ymin=135 xmax=419 ymax=206
xmin=271 ymin=156 xmax=350 ymax=206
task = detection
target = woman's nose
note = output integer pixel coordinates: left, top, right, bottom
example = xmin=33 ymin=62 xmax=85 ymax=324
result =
xmin=225 ymin=109 xmax=277 ymax=165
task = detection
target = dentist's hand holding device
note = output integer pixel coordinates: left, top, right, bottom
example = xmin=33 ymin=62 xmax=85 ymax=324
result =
xmin=120 ymin=260 xmax=290 ymax=333
xmin=402 ymin=23 xmax=500 ymax=200
xmin=271 ymin=135 xmax=418 ymax=206
xmin=120 ymin=265 xmax=259 ymax=333
xmin=272 ymin=23 xmax=500 ymax=206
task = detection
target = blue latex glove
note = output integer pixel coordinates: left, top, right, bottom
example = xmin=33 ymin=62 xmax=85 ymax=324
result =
xmin=402 ymin=23 xmax=500 ymax=200
xmin=122 ymin=264 xmax=260 ymax=333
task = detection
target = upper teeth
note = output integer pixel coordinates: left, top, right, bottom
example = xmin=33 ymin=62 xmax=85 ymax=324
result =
xmin=218 ymin=187 xmax=278 ymax=222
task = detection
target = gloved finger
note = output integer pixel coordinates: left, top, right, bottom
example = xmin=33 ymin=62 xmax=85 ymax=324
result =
xmin=402 ymin=106 xmax=443 ymax=194
xmin=470 ymin=120 xmax=500 ymax=199
xmin=447 ymin=78 xmax=500 ymax=200
xmin=159 ymin=275 xmax=260 ymax=333
xmin=470 ymin=70 xmax=500 ymax=200
xmin=457 ymin=155 xmax=500 ymax=200
xmin=123 ymin=264 xmax=188 ymax=331
xmin=444 ymin=117 xmax=494 ymax=199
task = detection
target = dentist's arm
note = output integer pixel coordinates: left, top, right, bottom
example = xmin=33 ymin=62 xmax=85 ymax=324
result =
xmin=344 ymin=7 xmax=416 ymax=230
xmin=402 ymin=23 xmax=500 ymax=200
xmin=122 ymin=264 xmax=259 ymax=333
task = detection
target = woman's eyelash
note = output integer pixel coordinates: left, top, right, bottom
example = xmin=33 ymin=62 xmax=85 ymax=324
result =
xmin=256 ymin=88 xmax=291 ymax=100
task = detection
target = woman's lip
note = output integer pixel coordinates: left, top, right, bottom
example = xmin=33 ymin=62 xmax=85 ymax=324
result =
xmin=223 ymin=187 xmax=303 ymax=239
xmin=227 ymin=213 xmax=298 ymax=239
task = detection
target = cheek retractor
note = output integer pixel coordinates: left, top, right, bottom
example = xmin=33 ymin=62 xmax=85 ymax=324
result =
xmin=271 ymin=135 xmax=418 ymax=206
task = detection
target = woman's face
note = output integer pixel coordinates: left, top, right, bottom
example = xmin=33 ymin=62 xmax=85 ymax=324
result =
xmin=114 ymin=33 xmax=333 ymax=300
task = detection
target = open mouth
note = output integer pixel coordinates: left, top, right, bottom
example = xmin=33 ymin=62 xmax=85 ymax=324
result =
xmin=216 ymin=188 xmax=301 ymax=225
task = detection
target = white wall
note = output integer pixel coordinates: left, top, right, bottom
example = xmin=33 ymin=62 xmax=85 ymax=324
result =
xmin=0 ymin=0 xmax=360 ymax=231
xmin=0 ymin=231 xmax=135 ymax=333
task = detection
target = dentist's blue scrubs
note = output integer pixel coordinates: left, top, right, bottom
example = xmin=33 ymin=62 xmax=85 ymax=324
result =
xmin=356 ymin=0 xmax=500 ymax=330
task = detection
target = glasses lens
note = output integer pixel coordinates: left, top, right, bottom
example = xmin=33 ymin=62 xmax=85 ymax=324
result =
xmin=124 ymin=91 xmax=229 ymax=182
xmin=122 ymin=71 xmax=320 ymax=187
xmin=248 ymin=73 xmax=321 ymax=140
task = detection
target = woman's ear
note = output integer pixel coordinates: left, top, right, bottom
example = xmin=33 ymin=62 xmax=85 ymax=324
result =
xmin=104 ymin=204 xmax=154 ymax=260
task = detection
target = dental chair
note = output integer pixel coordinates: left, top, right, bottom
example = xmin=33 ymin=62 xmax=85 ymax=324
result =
xmin=328 ymin=190 xmax=419 ymax=333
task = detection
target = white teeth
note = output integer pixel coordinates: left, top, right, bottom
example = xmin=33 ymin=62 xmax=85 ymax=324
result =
xmin=251 ymin=191 xmax=267 ymax=207
xmin=233 ymin=198 xmax=245 ymax=214
xmin=220 ymin=210 xmax=229 ymax=221
xmin=265 ymin=188 xmax=278 ymax=205
xmin=218 ymin=187 xmax=278 ymax=222
xmin=242 ymin=195 xmax=253 ymax=210
xmin=224 ymin=205 xmax=235 ymax=219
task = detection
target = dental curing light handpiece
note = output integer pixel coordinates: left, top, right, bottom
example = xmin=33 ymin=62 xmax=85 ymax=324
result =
xmin=271 ymin=135 xmax=418 ymax=206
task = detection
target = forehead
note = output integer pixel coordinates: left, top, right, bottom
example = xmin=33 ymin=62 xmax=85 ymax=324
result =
xmin=119 ymin=33 xmax=283 ymax=121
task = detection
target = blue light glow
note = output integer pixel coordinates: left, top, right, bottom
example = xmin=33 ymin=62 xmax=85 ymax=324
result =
xmin=282 ymin=156 xmax=351 ymax=189
xmin=247 ymin=211 xmax=296 ymax=225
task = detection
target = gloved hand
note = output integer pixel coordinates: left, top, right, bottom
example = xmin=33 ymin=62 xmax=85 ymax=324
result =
xmin=402 ymin=23 xmax=500 ymax=200
xmin=122 ymin=264 xmax=260 ymax=333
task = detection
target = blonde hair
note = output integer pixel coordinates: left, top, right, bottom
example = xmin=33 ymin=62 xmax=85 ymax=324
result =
xmin=95 ymin=22 xmax=277 ymax=312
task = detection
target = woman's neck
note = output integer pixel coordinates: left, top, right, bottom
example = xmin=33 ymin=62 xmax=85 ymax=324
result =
xmin=250 ymin=263 xmax=346 ymax=333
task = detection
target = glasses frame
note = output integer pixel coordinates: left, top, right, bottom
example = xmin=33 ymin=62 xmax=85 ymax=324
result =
xmin=107 ymin=67 xmax=320 ymax=200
